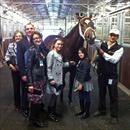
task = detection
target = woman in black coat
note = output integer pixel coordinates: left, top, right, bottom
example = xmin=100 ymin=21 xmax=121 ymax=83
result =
xmin=26 ymin=31 xmax=48 ymax=127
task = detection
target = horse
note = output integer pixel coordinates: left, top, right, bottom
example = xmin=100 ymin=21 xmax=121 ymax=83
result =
xmin=43 ymin=16 xmax=95 ymax=103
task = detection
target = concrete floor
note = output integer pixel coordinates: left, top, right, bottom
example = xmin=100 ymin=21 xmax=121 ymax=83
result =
xmin=0 ymin=65 xmax=130 ymax=130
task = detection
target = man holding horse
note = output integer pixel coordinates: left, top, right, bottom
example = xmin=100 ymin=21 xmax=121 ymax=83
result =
xmin=94 ymin=29 xmax=124 ymax=124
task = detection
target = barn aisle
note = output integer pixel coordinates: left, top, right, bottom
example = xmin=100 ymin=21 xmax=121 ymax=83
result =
xmin=0 ymin=65 xmax=130 ymax=130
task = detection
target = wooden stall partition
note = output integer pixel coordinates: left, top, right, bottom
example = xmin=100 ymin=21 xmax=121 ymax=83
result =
xmin=119 ymin=47 xmax=130 ymax=89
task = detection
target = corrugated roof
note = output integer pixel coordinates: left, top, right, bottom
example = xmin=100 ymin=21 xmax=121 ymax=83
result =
xmin=1 ymin=0 xmax=129 ymax=22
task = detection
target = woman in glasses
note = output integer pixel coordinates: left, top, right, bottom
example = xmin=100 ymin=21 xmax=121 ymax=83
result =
xmin=25 ymin=31 xmax=48 ymax=127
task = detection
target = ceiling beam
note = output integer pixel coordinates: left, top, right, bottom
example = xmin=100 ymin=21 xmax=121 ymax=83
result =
xmin=2 ymin=2 xmax=95 ymax=6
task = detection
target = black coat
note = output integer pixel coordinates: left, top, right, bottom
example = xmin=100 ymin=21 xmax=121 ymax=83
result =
xmin=75 ymin=58 xmax=91 ymax=83
xmin=17 ymin=36 xmax=48 ymax=76
xmin=26 ymin=45 xmax=47 ymax=85
xmin=17 ymin=36 xmax=31 ymax=76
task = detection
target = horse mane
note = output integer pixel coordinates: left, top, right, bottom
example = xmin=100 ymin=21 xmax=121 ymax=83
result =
xmin=64 ymin=24 xmax=79 ymax=39
xmin=62 ymin=23 xmax=84 ymax=61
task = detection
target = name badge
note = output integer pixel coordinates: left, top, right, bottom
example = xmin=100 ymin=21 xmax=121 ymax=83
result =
xmin=39 ymin=60 xmax=43 ymax=66
xmin=108 ymin=79 xmax=113 ymax=85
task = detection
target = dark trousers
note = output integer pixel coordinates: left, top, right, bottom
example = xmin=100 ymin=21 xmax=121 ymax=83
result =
xmin=29 ymin=102 xmax=42 ymax=122
xmin=48 ymin=94 xmax=57 ymax=114
xmin=98 ymin=75 xmax=118 ymax=117
xmin=78 ymin=91 xmax=91 ymax=114
xmin=21 ymin=80 xmax=29 ymax=112
xmin=11 ymin=70 xmax=21 ymax=109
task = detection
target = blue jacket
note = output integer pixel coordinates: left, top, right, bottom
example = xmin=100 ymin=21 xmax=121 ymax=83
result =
xmin=75 ymin=58 xmax=91 ymax=83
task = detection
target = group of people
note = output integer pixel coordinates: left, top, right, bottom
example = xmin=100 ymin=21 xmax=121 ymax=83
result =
xmin=5 ymin=23 xmax=48 ymax=127
xmin=4 ymin=22 xmax=75 ymax=127
xmin=4 ymin=21 xmax=123 ymax=127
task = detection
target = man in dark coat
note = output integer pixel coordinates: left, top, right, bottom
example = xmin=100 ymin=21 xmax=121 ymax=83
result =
xmin=17 ymin=22 xmax=35 ymax=117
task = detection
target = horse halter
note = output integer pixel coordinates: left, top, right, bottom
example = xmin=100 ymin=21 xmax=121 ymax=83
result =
xmin=79 ymin=17 xmax=96 ymax=44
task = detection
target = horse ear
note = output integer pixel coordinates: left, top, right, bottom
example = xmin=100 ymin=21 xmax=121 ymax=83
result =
xmin=77 ymin=16 xmax=84 ymax=21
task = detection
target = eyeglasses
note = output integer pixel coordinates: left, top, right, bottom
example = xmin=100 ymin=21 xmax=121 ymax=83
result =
xmin=33 ymin=37 xmax=41 ymax=40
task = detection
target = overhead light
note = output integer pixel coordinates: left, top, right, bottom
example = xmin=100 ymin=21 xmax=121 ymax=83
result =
xmin=105 ymin=5 xmax=115 ymax=12
xmin=45 ymin=0 xmax=51 ymax=4
xmin=105 ymin=0 xmax=112 ymax=3
xmin=49 ymin=12 xmax=58 ymax=18
xmin=116 ymin=3 xmax=125 ymax=7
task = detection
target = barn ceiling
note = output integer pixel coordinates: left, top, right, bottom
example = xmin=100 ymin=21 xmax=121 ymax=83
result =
xmin=1 ymin=0 xmax=130 ymax=22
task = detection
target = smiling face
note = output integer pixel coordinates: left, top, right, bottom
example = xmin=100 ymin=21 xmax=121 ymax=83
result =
xmin=25 ymin=23 xmax=35 ymax=37
xmin=108 ymin=33 xmax=119 ymax=44
xmin=14 ymin=32 xmax=23 ymax=42
xmin=53 ymin=39 xmax=64 ymax=52
xmin=78 ymin=50 xmax=85 ymax=59
xmin=32 ymin=33 xmax=42 ymax=46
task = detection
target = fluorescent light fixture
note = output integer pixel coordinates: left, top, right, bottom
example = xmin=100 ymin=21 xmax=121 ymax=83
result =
xmin=105 ymin=0 xmax=112 ymax=3
xmin=49 ymin=12 xmax=58 ymax=18
xmin=45 ymin=0 xmax=51 ymax=4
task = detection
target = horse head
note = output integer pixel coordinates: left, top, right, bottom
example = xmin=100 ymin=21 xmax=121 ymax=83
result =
xmin=78 ymin=16 xmax=96 ymax=45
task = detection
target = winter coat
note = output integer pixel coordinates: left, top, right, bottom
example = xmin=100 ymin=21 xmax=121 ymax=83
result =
xmin=26 ymin=45 xmax=47 ymax=103
xmin=75 ymin=58 xmax=91 ymax=83
xmin=5 ymin=42 xmax=17 ymax=66
xmin=46 ymin=50 xmax=69 ymax=95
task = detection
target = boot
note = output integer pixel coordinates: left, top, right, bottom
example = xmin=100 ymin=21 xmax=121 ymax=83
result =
xmin=80 ymin=113 xmax=90 ymax=120
xmin=29 ymin=103 xmax=47 ymax=127
xmin=75 ymin=99 xmax=84 ymax=116
xmin=48 ymin=113 xmax=59 ymax=122
xmin=48 ymin=106 xmax=59 ymax=122
xmin=29 ymin=103 xmax=37 ymax=122
xmin=29 ymin=120 xmax=48 ymax=127
xmin=80 ymin=102 xmax=90 ymax=120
